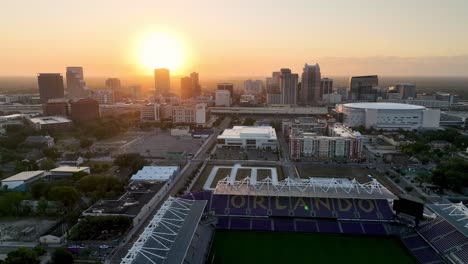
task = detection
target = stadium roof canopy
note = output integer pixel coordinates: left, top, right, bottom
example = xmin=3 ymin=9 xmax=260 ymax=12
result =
xmin=121 ymin=197 xmax=207 ymax=264
xmin=214 ymin=177 xmax=397 ymax=200
xmin=427 ymin=203 xmax=468 ymax=237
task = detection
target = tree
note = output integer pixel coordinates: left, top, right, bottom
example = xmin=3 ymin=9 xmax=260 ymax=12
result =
xmin=3 ymin=247 xmax=40 ymax=264
xmin=242 ymin=117 xmax=256 ymax=126
xmin=37 ymin=197 xmax=48 ymax=215
xmin=43 ymin=147 xmax=61 ymax=160
xmin=414 ymin=172 xmax=431 ymax=187
xmin=51 ymin=248 xmax=74 ymax=264
xmin=79 ymin=138 xmax=93 ymax=148
xmin=30 ymin=181 xmax=50 ymax=200
xmin=39 ymin=159 xmax=56 ymax=170
xmin=48 ymin=186 xmax=80 ymax=208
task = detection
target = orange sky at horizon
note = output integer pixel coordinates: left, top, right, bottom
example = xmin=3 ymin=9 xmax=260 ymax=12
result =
xmin=1 ymin=0 xmax=468 ymax=77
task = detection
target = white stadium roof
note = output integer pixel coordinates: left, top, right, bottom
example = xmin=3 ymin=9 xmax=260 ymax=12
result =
xmin=343 ymin=102 xmax=425 ymax=110
xmin=214 ymin=177 xmax=397 ymax=200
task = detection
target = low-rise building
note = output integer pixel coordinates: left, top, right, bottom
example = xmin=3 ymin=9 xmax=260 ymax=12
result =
xmin=70 ymin=98 xmax=100 ymax=123
xmin=216 ymin=126 xmax=277 ymax=150
xmin=429 ymin=140 xmax=452 ymax=150
xmin=140 ymin=103 xmax=160 ymax=121
xmin=130 ymin=166 xmax=179 ymax=182
xmin=282 ymin=117 xmax=331 ymax=136
xmin=83 ymin=180 xmax=169 ymax=226
xmin=24 ymin=135 xmax=54 ymax=147
xmin=43 ymin=99 xmax=69 ymax=116
xmin=49 ymin=166 xmax=90 ymax=179
xmin=28 ymin=116 xmax=72 ymax=131
xmin=1 ymin=171 xmax=46 ymax=191
xmin=91 ymin=89 xmax=114 ymax=104
xmin=172 ymin=103 xmax=206 ymax=126
xmin=215 ymin=90 xmax=231 ymax=107
xmin=290 ymin=123 xmax=364 ymax=161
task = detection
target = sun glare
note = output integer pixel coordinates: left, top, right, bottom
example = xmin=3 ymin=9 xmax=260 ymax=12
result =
xmin=138 ymin=32 xmax=185 ymax=73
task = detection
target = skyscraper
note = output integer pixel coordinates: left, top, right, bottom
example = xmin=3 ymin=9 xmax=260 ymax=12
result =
xmin=280 ymin=68 xmax=298 ymax=105
xmin=105 ymin=78 xmax=121 ymax=90
xmin=395 ymin=83 xmax=416 ymax=99
xmin=37 ymin=73 xmax=65 ymax=103
xmin=191 ymin=72 xmax=201 ymax=97
xmin=180 ymin=76 xmax=192 ymax=100
xmin=301 ymin=63 xmax=321 ymax=104
xmin=349 ymin=75 xmax=379 ymax=101
xmin=244 ymin=80 xmax=263 ymax=95
xmin=217 ymin=83 xmax=234 ymax=97
xmin=154 ymin=68 xmax=170 ymax=96
xmin=66 ymin=67 xmax=88 ymax=99
xmin=320 ymin=78 xmax=334 ymax=100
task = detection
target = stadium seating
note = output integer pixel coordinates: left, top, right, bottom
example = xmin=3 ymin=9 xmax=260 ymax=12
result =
xmin=420 ymin=219 xmax=455 ymax=239
xmin=453 ymin=244 xmax=468 ymax=263
xmin=401 ymin=234 xmax=427 ymax=249
xmin=431 ymin=230 xmax=467 ymax=253
xmin=411 ymin=248 xmax=445 ymax=264
xmin=229 ymin=217 xmax=251 ymax=230
xmin=294 ymin=220 xmax=318 ymax=233
xmin=340 ymin=222 xmax=364 ymax=235
xmin=251 ymin=218 xmax=272 ymax=231
xmin=317 ymin=220 xmax=341 ymax=233
xmin=185 ymin=191 xmax=395 ymax=221
xmin=361 ymin=223 xmax=387 ymax=235
xmin=273 ymin=218 xmax=295 ymax=232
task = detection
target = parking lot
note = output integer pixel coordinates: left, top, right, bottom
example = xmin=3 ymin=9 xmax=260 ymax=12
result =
xmin=213 ymin=148 xmax=279 ymax=161
xmin=124 ymin=129 xmax=204 ymax=159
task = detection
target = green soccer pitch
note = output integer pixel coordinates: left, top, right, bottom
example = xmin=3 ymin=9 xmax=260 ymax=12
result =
xmin=208 ymin=230 xmax=417 ymax=264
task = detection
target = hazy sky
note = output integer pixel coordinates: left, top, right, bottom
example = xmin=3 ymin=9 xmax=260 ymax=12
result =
xmin=2 ymin=0 xmax=468 ymax=77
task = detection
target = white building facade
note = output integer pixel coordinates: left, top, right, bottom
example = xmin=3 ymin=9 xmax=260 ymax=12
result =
xmin=336 ymin=102 xmax=440 ymax=130
xmin=217 ymin=126 xmax=278 ymax=150
xmin=215 ymin=90 xmax=231 ymax=107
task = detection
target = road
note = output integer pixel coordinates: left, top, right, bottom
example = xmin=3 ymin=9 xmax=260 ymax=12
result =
xmin=106 ymin=117 xmax=231 ymax=264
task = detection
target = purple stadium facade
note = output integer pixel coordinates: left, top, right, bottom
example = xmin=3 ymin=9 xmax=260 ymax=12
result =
xmin=181 ymin=190 xmax=468 ymax=264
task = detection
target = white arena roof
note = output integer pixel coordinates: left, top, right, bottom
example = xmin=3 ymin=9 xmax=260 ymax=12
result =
xmin=130 ymin=166 xmax=179 ymax=181
xmin=343 ymin=102 xmax=425 ymax=110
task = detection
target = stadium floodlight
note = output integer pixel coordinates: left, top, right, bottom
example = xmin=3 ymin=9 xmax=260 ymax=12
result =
xmin=214 ymin=176 xmax=397 ymax=200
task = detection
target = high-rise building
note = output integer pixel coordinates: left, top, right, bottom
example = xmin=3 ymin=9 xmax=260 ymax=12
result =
xmin=191 ymin=72 xmax=201 ymax=97
xmin=66 ymin=67 xmax=88 ymax=99
xmin=180 ymin=77 xmax=192 ymax=100
xmin=349 ymin=75 xmax=379 ymax=101
xmin=280 ymin=68 xmax=298 ymax=105
xmin=91 ymin=90 xmax=114 ymax=104
xmin=394 ymin=83 xmax=416 ymax=99
xmin=320 ymin=78 xmax=333 ymax=100
xmin=43 ymin=99 xmax=69 ymax=116
xmin=217 ymin=83 xmax=234 ymax=97
xmin=130 ymin=85 xmax=141 ymax=100
xmin=215 ymin=90 xmax=231 ymax=106
xmin=244 ymin=80 xmax=263 ymax=95
xmin=37 ymin=73 xmax=65 ymax=103
xmin=154 ymin=68 xmax=170 ymax=96
xmin=266 ymin=72 xmax=280 ymax=93
xmin=70 ymin=98 xmax=100 ymax=123
xmin=105 ymin=78 xmax=121 ymax=90
xmin=301 ymin=63 xmax=321 ymax=104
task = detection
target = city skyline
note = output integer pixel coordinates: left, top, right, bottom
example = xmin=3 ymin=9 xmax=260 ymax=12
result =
xmin=2 ymin=0 xmax=468 ymax=77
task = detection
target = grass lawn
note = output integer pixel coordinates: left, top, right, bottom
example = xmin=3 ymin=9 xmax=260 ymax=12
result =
xmin=236 ymin=169 xmax=251 ymax=180
xmin=209 ymin=230 xmax=416 ymax=264
xmin=257 ymin=169 xmax=272 ymax=180
xmin=210 ymin=168 xmax=232 ymax=188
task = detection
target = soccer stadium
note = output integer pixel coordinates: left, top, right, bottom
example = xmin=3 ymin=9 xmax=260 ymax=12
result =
xmin=121 ymin=166 xmax=468 ymax=264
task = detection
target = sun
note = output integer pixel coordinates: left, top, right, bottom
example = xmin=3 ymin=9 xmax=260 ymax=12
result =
xmin=138 ymin=32 xmax=185 ymax=73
